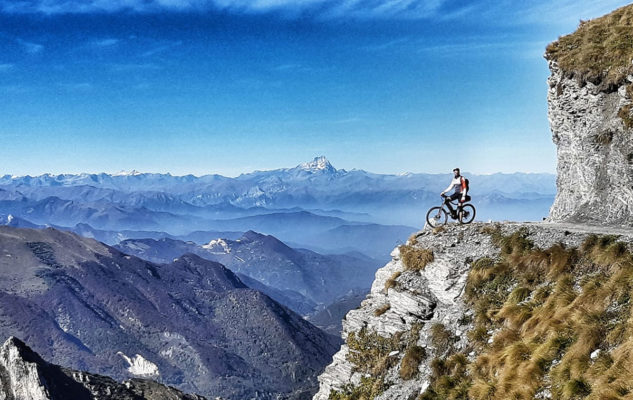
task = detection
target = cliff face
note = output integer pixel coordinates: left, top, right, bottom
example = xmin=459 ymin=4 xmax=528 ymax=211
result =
xmin=0 ymin=336 xmax=205 ymax=400
xmin=314 ymin=224 xmax=497 ymax=399
xmin=546 ymin=61 xmax=633 ymax=225
xmin=315 ymin=224 xmax=633 ymax=399
xmin=545 ymin=4 xmax=633 ymax=225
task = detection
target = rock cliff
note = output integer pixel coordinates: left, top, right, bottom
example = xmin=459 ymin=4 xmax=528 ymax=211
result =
xmin=0 ymin=336 xmax=205 ymax=400
xmin=315 ymin=223 xmax=633 ymax=399
xmin=545 ymin=4 xmax=633 ymax=225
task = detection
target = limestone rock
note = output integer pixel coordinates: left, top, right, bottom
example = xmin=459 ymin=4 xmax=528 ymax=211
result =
xmin=546 ymin=56 xmax=633 ymax=226
xmin=313 ymin=222 xmax=633 ymax=400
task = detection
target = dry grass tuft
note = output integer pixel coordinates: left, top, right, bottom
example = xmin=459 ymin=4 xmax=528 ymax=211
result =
xmin=400 ymin=245 xmax=434 ymax=271
xmin=479 ymin=223 xmax=501 ymax=235
xmin=408 ymin=232 xmax=420 ymax=244
xmin=430 ymin=323 xmax=454 ymax=355
xmin=374 ymin=303 xmax=391 ymax=316
xmin=419 ymin=229 xmax=633 ymax=400
xmin=400 ymin=346 xmax=426 ymax=380
xmin=545 ymin=4 xmax=633 ymax=87
xmin=384 ymin=271 xmax=401 ymax=291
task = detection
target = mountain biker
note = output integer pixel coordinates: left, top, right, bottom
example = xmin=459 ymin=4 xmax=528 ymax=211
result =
xmin=440 ymin=168 xmax=468 ymax=218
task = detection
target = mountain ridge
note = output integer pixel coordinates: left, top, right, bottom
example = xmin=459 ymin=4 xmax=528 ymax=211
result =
xmin=0 ymin=225 xmax=338 ymax=399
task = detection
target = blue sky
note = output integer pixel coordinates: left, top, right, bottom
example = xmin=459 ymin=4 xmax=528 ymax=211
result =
xmin=0 ymin=0 xmax=630 ymax=176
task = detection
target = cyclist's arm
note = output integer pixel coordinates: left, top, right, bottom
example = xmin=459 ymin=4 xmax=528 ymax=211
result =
xmin=460 ymin=178 xmax=467 ymax=201
xmin=441 ymin=182 xmax=453 ymax=195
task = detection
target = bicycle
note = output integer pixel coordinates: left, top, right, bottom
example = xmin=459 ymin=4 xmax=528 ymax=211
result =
xmin=425 ymin=195 xmax=476 ymax=227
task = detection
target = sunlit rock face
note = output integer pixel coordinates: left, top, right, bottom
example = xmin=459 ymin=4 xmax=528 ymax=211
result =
xmin=545 ymin=61 xmax=633 ymax=225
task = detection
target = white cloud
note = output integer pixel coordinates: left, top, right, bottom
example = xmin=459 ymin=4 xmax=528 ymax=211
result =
xmin=0 ymin=0 xmax=630 ymax=23
xmin=0 ymin=63 xmax=14 ymax=72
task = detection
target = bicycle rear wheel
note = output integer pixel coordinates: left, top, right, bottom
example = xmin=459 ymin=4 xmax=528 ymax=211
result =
xmin=458 ymin=204 xmax=476 ymax=224
xmin=426 ymin=206 xmax=448 ymax=227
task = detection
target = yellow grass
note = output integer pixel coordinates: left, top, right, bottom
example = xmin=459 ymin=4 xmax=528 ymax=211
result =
xmin=419 ymin=230 xmax=633 ymax=400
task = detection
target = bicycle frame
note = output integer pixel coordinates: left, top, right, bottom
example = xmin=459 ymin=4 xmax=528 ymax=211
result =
xmin=440 ymin=197 xmax=465 ymax=218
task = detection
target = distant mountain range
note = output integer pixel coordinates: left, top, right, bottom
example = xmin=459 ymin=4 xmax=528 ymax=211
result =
xmin=115 ymin=230 xmax=382 ymax=310
xmin=0 ymin=156 xmax=554 ymax=260
xmin=0 ymin=226 xmax=338 ymax=399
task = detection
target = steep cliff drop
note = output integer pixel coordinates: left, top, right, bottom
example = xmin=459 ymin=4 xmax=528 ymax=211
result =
xmin=315 ymin=4 xmax=633 ymax=400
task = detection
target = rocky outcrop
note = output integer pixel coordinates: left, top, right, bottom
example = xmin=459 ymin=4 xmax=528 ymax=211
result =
xmin=314 ymin=223 xmax=633 ymax=399
xmin=546 ymin=61 xmax=633 ymax=225
xmin=545 ymin=4 xmax=633 ymax=226
xmin=0 ymin=336 xmax=205 ymax=400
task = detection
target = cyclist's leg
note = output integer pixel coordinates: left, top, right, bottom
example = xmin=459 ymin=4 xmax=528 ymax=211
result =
xmin=444 ymin=196 xmax=454 ymax=213
xmin=446 ymin=193 xmax=459 ymax=214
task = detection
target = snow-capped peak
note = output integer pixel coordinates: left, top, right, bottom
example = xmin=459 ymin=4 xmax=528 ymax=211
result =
xmin=113 ymin=170 xmax=143 ymax=176
xmin=297 ymin=156 xmax=336 ymax=173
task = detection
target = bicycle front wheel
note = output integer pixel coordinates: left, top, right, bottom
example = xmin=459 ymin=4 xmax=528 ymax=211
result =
xmin=458 ymin=204 xmax=476 ymax=224
xmin=426 ymin=206 xmax=448 ymax=228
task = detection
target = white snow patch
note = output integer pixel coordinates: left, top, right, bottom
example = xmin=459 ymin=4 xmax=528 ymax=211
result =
xmin=117 ymin=352 xmax=159 ymax=376
xmin=590 ymin=349 xmax=601 ymax=359
xmin=113 ymin=170 xmax=143 ymax=176
xmin=202 ymin=238 xmax=231 ymax=253
xmin=6 ymin=214 xmax=13 ymax=224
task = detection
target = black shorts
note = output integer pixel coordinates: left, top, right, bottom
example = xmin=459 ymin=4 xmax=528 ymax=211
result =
xmin=446 ymin=193 xmax=471 ymax=203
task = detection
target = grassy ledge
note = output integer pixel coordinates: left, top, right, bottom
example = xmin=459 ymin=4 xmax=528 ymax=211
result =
xmin=545 ymin=4 xmax=633 ymax=88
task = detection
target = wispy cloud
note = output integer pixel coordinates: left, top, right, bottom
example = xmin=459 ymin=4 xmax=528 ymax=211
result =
xmin=17 ymin=38 xmax=44 ymax=54
xmin=92 ymin=38 xmax=119 ymax=47
xmin=0 ymin=63 xmax=14 ymax=72
xmin=141 ymin=40 xmax=182 ymax=57
xmin=0 ymin=0 xmax=453 ymax=19
xmin=0 ymin=0 xmax=630 ymax=23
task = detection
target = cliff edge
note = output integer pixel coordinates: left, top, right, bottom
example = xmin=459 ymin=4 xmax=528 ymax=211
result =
xmin=315 ymin=223 xmax=633 ymax=399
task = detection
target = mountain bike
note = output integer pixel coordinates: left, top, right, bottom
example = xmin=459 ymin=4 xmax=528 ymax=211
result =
xmin=425 ymin=195 xmax=476 ymax=227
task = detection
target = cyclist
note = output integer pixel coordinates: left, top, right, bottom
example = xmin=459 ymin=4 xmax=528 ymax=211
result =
xmin=440 ymin=168 xmax=468 ymax=218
